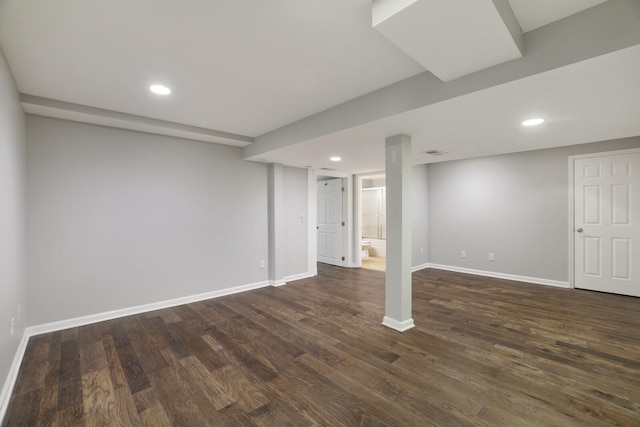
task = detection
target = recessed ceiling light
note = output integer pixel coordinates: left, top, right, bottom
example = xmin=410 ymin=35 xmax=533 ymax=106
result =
xmin=150 ymin=84 xmax=171 ymax=95
xmin=330 ymin=156 xmax=342 ymax=162
xmin=522 ymin=118 xmax=544 ymax=126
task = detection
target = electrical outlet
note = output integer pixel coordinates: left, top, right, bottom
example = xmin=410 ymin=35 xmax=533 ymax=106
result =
xmin=420 ymin=247 xmax=424 ymax=255
xmin=489 ymin=252 xmax=495 ymax=261
xmin=259 ymin=259 xmax=265 ymax=269
xmin=10 ymin=318 xmax=14 ymax=336
xmin=461 ymin=250 xmax=466 ymax=258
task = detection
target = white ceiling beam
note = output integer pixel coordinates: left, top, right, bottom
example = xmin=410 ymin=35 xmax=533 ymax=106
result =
xmin=21 ymin=95 xmax=254 ymax=148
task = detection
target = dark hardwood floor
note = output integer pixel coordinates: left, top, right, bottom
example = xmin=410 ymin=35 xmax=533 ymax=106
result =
xmin=4 ymin=264 xmax=640 ymax=426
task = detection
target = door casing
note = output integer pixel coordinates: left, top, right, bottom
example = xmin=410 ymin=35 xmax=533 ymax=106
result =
xmin=311 ymin=171 xmax=353 ymax=268
xmin=568 ymin=147 xmax=640 ymax=291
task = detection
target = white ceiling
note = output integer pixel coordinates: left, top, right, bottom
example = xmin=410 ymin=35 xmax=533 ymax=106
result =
xmin=0 ymin=0 xmax=636 ymax=174
xmin=260 ymin=44 xmax=640 ymax=174
xmin=0 ymin=0 xmax=424 ymax=136
xmin=507 ymin=0 xmax=608 ymax=32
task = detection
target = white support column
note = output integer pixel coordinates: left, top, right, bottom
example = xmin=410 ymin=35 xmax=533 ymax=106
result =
xmin=383 ymin=134 xmax=414 ymax=332
xmin=268 ymin=163 xmax=286 ymax=286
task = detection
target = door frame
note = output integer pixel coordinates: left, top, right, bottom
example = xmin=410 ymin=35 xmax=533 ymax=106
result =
xmin=354 ymin=171 xmax=386 ymax=268
xmin=568 ymin=147 xmax=640 ymax=289
xmin=310 ymin=170 xmax=353 ymax=268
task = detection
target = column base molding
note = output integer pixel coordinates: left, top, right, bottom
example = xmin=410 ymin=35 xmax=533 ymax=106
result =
xmin=382 ymin=316 xmax=415 ymax=332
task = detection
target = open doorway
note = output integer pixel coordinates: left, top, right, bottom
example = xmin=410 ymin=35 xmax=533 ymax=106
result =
xmin=360 ymin=174 xmax=386 ymax=271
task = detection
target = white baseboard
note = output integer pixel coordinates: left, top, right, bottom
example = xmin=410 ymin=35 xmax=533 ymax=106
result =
xmin=425 ymin=263 xmax=570 ymax=288
xmin=27 ymin=279 xmax=270 ymax=337
xmin=270 ymin=280 xmax=287 ymax=287
xmin=272 ymin=271 xmax=316 ymax=287
xmin=0 ymin=330 xmax=30 ymax=423
xmin=382 ymin=316 xmax=415 ymax=332
xmin=412 ymin=262 xmax=430 ymax=272
xmin=283 ymin=272 xmax=315 ymax=283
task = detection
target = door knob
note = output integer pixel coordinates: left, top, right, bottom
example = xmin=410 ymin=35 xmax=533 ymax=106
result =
xmin=576 ymin=228 xmax=583 ymax=233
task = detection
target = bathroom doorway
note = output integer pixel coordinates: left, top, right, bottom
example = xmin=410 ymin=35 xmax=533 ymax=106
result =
xmin=360 ymin=174 xmax=386 ymax=271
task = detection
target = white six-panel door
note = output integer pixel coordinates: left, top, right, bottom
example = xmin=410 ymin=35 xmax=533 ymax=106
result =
xmin=317 ymin=179 xmax=345 ymax=266
xmin=574 ymin=151 xmax=640 ymax=297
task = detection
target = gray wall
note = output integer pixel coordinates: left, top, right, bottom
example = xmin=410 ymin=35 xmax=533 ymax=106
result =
xmin=0 ymin=49 xmax=27 ymax=393
xmin=412 ymin=165 xmax=428 ymax=268
xmin=427 ymin=137 xmax=640 ymax=281
xmin=26 ymin=116 xmax=269 ymax=325
xmin=282 ymin=166 xmax=309 ymax=278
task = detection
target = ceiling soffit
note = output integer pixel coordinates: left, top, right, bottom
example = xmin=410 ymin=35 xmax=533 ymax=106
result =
xmin=372 ymin=0 xmax=523 ymax=82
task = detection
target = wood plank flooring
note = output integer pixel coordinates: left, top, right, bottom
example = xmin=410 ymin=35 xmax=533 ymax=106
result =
xmin=4 ymin=264 xmax=640 ymax=426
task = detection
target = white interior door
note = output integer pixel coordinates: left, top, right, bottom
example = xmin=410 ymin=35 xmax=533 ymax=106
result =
xmin=574 ymin=151 xmax=640 ymax=296
xmin=317 ymin=178 xmax=344 ymax=266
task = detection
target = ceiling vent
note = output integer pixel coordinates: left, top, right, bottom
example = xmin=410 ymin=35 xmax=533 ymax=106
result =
xmin=424 ymin=150 xmax=447 ymax=156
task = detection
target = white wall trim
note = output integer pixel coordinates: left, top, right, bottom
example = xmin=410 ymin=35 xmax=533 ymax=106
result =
xmin=345 ymin=175 xmax=354 ymax=268
xmin=355 ymin=175 xmax=364 ymax=268
xmin=27 ymin=279 xmax=270 ymax=337
xmin=284 ymin=272 xmax=315 ymax=283
xmin=426 ymin=264 xmax=570 ymax=288
xmin=412 ymin=262 xmax=430 ymax=272
xmin=382 ymin=316 xmax=415 ymax=332
xmin=270 ymin=280 xmax=287 ymax=287
xmin=568 ymin=155 xmax=576 ymax=289
xmin=0 ymin=331 xmax=30 ymax=423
